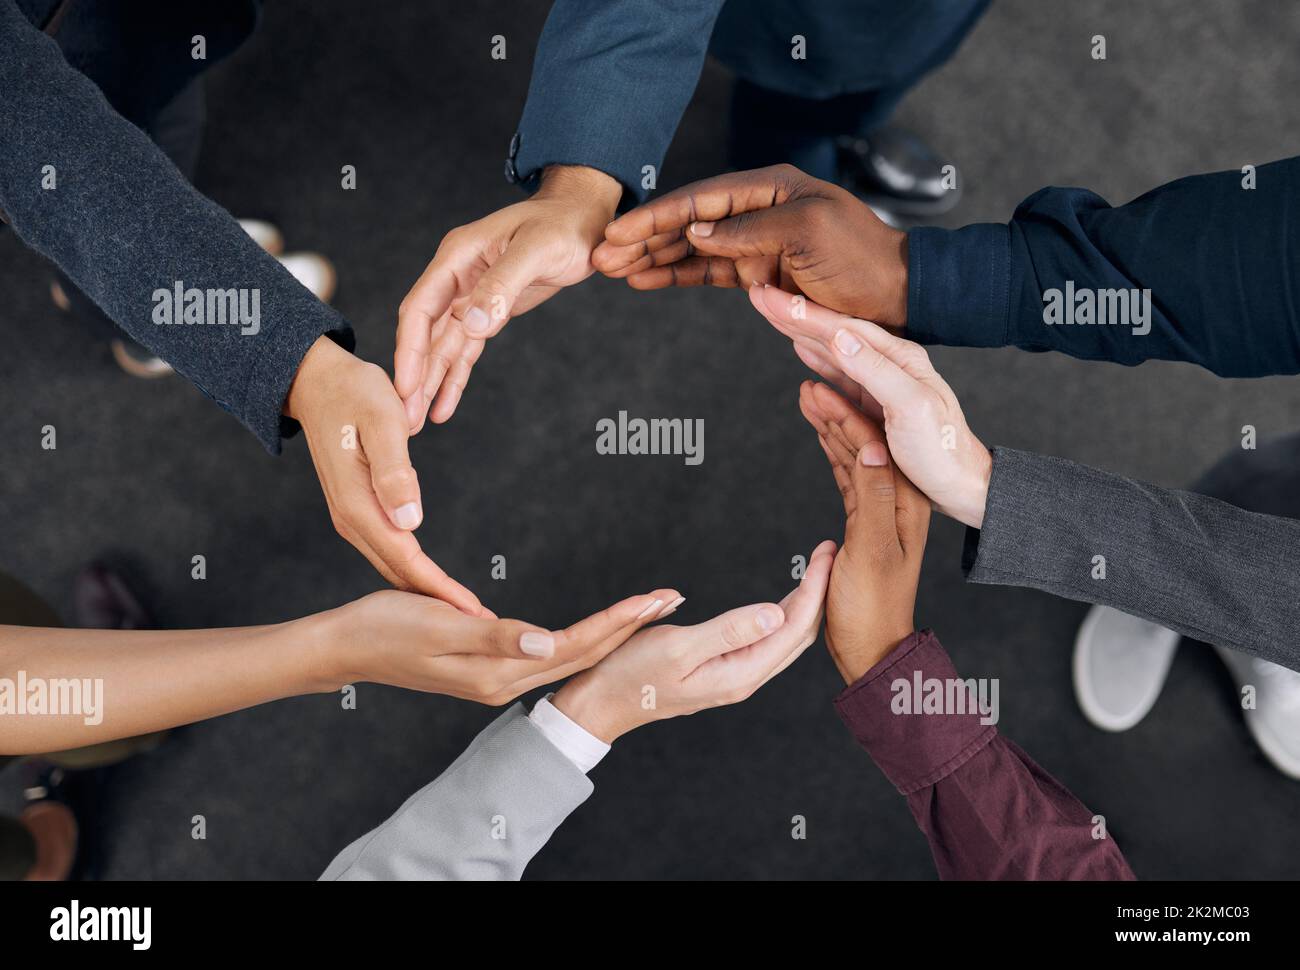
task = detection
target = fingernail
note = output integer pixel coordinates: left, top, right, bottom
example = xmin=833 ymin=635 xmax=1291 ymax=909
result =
xmin=519 ymin=632 xmax=555 ymax=658
xmin=637 ymin=598 xmax=665 ymax=621
xmin=657 ymin=595 xmax=685 ymax=619
xmin=834 ymin=329 xmax=862 ymax=356
xmin=756 ymin=607 xmax=783 ymax=633
xmin=394 ymin=502 xmax=422 ymax=529
xmin=859 ymin=442 xmax=889 ymax=467
xmin=464 ymin=306 xmax=491 ymax=335
xmin=689 ymin=221 xmax=714 ymax=237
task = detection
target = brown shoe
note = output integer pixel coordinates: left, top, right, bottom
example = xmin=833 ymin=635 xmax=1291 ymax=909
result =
xmin=18 ymin=801 xmax=78 ymax=881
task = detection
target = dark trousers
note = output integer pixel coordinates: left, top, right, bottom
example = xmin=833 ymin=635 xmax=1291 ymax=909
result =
xmin=713 ymin=0 xmax=992 ymax=179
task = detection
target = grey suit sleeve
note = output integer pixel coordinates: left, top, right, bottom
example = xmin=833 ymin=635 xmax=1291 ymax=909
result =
xmin=0 ymin=1 xmax=354 ymax=454
xmin=319 ymin=705 xmax=593 ymax=881
xmin=962 ymin=447 xmax=1300 ymax=671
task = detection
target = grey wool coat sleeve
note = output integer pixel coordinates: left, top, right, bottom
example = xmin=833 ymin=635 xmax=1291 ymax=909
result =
xmin=0 ymin=0 xmax=354 ymax=454
xmin=963 ymin=446 xmax=1300 ymax=672
xmin=319 ymin=705 xmax=594 ymax=881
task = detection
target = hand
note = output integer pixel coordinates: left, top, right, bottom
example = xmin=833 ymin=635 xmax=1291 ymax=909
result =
xmin=395 ymin=164 xmax=623 ymax=429
xmin=751 ymin=286 xmax=991 ymax=528
xmin=285 ymin=336 xmax=483 ymax=614
xmin=592 ymin=164 xmax=908 ymax=329
xmin=320 ymin=585 xmax=682 ymax=705
xmin=798 ymin=381 xmax=930 ymax=683
xmin=551 ymin=542 xmax=836 ymax=742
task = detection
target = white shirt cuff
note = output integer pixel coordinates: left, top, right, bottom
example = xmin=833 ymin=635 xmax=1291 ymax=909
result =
xmin=528 ymin=694 xmax=611 ymax=774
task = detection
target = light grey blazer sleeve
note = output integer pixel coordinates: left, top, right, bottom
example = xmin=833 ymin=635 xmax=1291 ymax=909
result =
xmin=319 ymin=704 xmax=593 ymax=881
xmin=963 ymin=447 xmax=1300 ymax=672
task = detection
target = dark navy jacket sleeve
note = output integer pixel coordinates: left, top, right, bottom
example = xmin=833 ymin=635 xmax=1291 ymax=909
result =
xmin=906 ymin=156 xmax=1300 ymax=377
xmin=0 ymin=0 xmax=355 ymax=454
xmin=511 ymin=0 xmax=726 ymax=203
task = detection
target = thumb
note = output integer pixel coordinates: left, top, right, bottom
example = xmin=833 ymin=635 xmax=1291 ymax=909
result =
xmin=847 ymin=438 xmax=903 ymax=554
xmin=363 ymin=406 xmax=424 ymax=530
xmin=688 ymin=601 xmax=786 ymax=663
xmin=686 ymin=199 xmax=816 ymax=260
xmin=459 ymin=240 xmax=549 ymax=339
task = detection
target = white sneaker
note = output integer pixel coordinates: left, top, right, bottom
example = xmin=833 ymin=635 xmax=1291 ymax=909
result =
xmin=277 ymin=252 xmax=337 ymax=304
xmin=1073 ymin=605 xmax=1181 ymax=732
xmin=238 ymin=218 xmax=285 ymax=256
xmin=1214 ymin=646 xmax=1300 ymax=779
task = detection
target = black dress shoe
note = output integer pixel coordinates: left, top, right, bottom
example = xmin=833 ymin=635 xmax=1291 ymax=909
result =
xmin=836 ymin=125 xmax=962 ymax=218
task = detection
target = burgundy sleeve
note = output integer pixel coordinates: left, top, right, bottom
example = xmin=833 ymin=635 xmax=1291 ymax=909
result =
xmin=833 ymin=630 xmax=1136 ymax=880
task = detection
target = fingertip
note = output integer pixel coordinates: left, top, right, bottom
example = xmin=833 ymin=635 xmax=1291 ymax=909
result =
xmin=656 ymin=594 xmax=686 ymax=620
xmin=833 ymin=328 xmax=863 ymax=357
xmin=636 ymin=596 xmax=667 ymax=621
xmin=392 ymin=501 xmax=423 ymax=531
xmin=404 ymin=395 xmax=427 ymax=434
xmin=756 ymin=603 xmax=785 ymax=634
xmin=430 ymin=385 xmax=462 ymax=424
xmin=519 ymin=630 xmax=556 ymax=659
xmin=859 ymin=441 xmax=889 ymax=467
xmin=463 ymin=305 xmax=491 ymax=336
xmin=393 ymin=349 xmax=424 ymax=398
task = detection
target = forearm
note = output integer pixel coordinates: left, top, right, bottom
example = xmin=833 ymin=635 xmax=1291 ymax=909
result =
xmin=906 ymin=157 xmax=1300 ymax=376
xmin=510 ymin=0 xmax=726 ymax=203
xmin=835 ymin=630 xmax=1134 ymax=880
xmin=0 ymin=614 xmax=339 ymax=753
xmin=0 ymin=3 xmax=354 ymax=453
xmin=319 ymin=704 xmax=592 ymax=880
xmin=964 ymin=447 xmax=1300 ymax=671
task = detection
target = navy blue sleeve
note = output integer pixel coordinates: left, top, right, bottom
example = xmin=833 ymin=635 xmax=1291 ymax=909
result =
xmin=0 ymin=0 xmax=354 ymax=454
xmin=511 ymin=0 xmax=726 ymax=204
xmin=906 ymin=156 xmax=1300 ymax=377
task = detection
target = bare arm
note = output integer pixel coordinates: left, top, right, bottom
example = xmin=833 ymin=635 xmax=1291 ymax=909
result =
xmin=0 ymin=616 xmax=335 ymax=753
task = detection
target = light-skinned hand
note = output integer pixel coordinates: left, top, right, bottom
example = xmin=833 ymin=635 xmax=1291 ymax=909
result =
xmin=285 ymin=336 xmax=483 ymax=614
xmin=551 ymin=541 xmax=836 ymax=742
xmin=751 ymin=286 xmax=991 ymax=528
xmin=395 ymin=164 xmax=622 ymax=429
xmin=320 ymin=585 xmax=683 ymax=705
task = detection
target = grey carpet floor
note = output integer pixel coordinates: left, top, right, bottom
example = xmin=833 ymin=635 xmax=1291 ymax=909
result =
xmin=1 ymin=0 xmax=1298 ymax=879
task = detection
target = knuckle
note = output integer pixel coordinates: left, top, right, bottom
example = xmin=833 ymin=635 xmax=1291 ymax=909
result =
xmin=899 ymin=342 xmax=931 ymax=370
xmin=720 ymin=617 xmax=750 ymax=651
xmin=374 ymin=463 xmax=418 ymax=494
xmin=469 ymin=675 xmax=502 ymax=701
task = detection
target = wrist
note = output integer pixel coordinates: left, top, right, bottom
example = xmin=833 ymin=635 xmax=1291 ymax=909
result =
xmin=885 ymin=230 xmax=909 ymax=329
xmin=284 ymin=335 xmax=355 ymax=422
xmin=536 ymin=164 xmax=622 ymax=220
xmin=551 ymin=672 xmax=641 ymax=744
xmin=949 ymin=444 xmax=992 ymax=529
xmin=286 ymin=608 xmax=354 ymax=694
xmin=831 ymin=622 xmax=914 ymax=685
